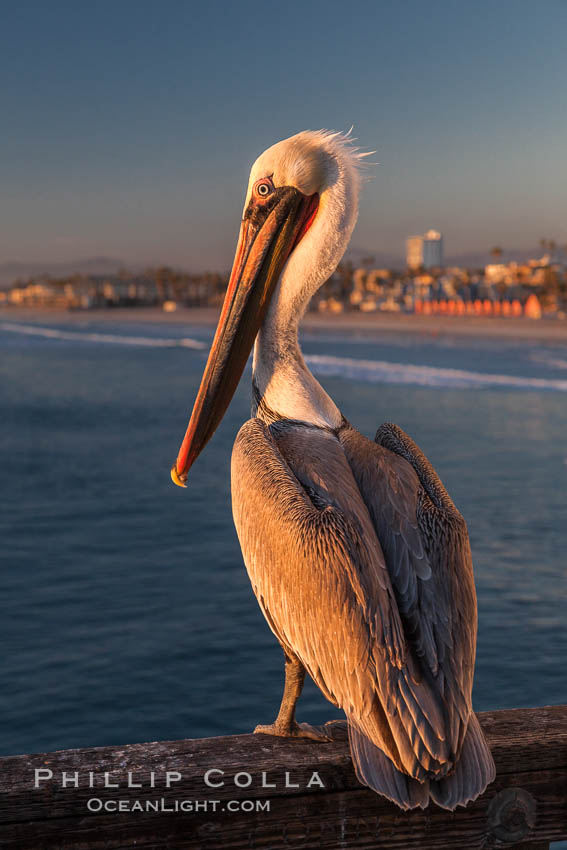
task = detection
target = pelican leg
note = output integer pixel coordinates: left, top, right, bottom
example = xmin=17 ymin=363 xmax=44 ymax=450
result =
xmin=254 ymin=651 xmax=332 ymax=742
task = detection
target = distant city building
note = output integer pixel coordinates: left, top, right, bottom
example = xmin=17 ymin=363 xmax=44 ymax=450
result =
xmin=423 ymin=230 xmax=443 ymax=268
xmin=406 ymin=229 xmax=444 ymax=269
xmin=406 ymin=236 xmax=423 ymax=271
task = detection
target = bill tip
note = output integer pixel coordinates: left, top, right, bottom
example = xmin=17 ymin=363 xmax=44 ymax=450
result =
xmin=170 ymin=463 xmax=188 ymax=488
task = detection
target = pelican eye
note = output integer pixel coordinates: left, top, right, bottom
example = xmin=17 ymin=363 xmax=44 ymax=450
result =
xmin=254 ymin=179 xmax=273 ymax=199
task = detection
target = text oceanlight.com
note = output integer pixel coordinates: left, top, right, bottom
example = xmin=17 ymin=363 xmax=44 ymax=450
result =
xmin=86 ymin=798 xmax=271 ymax=813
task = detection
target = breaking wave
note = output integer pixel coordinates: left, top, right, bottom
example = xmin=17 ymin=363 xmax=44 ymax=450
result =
xmin=304 ymin=354 xmax=567 ymax=392
xmin=0 ymin=322 xmax=206 ymax=349
xmin=529 ymin=350 xmax=567 ymax=371
xmin=3 ymin=322 xmax=567 ymax=391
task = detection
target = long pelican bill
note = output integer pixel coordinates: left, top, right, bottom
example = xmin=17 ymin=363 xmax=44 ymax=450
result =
xmin=171 ymin=186 xmax=319 ymax=487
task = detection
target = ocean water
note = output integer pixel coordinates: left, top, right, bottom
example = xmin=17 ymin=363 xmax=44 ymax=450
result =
xmin=1 ymin=316 xmax=567 ymax=758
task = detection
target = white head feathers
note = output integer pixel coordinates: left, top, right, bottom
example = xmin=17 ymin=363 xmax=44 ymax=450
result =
xmin=245 ymin=128 xmax=372 ymax=210
xmin=251 ymin=129 xmax=371 ymax=338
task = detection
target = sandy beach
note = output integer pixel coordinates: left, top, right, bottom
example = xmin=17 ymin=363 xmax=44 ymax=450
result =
xmin=2 ymin=306 xmax=567 ymax=344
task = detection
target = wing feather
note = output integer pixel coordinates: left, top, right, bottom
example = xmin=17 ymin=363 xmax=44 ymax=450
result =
xmin=340 ymin=422 xmax=478 ymax=765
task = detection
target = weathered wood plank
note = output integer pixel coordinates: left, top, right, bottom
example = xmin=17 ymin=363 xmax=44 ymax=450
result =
xmin=0 ymin=706 xmax=566 ymax=849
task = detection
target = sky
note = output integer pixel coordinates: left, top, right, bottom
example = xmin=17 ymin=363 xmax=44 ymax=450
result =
xmin=1 ymin=0 xmax=566 ymax=269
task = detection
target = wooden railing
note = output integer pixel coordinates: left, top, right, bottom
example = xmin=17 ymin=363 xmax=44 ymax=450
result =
xmin=0 ymin=705 xmax=566 ymax=849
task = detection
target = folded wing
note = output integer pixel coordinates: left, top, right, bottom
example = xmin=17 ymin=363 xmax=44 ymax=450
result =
xmin=340 ymin=422 xmax=478 ymax=769
xmin=231 ymin=418 xmax=482 ymax=783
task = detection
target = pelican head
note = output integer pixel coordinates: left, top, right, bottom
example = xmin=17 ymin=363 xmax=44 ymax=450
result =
xmin=171 ymin=130 xmax=368 ymax=486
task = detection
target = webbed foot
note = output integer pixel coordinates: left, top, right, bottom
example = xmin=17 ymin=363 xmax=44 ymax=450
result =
xmin=254 ymin=720 xmax=332 ymax=742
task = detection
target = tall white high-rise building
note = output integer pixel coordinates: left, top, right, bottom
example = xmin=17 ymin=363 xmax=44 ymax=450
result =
xmin=422 ymin=230 xmax=443 ymax=268
xmin=406 ymin=230 xmax=444 ymax=269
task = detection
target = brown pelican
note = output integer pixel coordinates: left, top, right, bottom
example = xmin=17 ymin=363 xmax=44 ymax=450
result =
xmin=171 ymin=130 xmax=495 ymax=810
